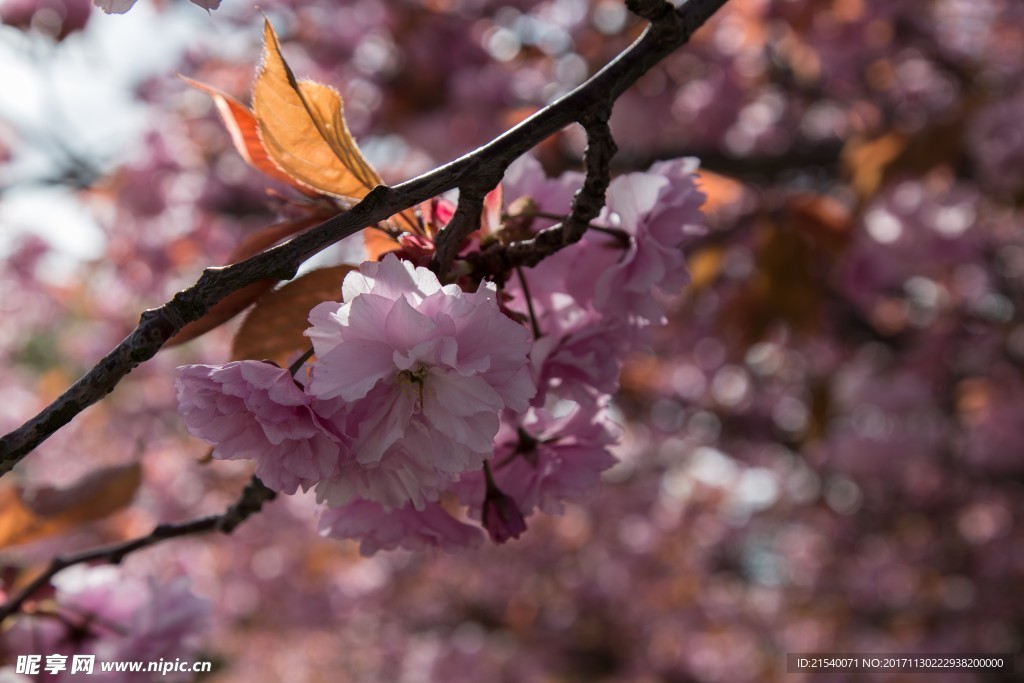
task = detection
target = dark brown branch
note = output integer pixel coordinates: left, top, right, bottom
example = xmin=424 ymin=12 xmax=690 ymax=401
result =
xmin=627 ymin=0 xmax=679 ymax=23
xmin=510 ymin=105 xmax=618 ymax=267
xmin=0 ymin=477 xmax=275 ymax=622
xmin=430 ymin=185 xmax=490 ymax=278
xmin=0 ymin=0 xmax=730 ymax=475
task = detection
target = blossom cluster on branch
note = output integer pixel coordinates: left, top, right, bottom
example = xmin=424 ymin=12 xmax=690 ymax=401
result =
xmin=176 ymin=154 xmax=706 ymax=554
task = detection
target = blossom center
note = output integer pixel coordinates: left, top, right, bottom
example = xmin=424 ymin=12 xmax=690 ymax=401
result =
xmin=396 ymin=363 xmax=430 ymax=406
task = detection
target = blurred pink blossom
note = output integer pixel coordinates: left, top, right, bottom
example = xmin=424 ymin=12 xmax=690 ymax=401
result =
xmin=3 ymin=566 xmax=209 ymax=681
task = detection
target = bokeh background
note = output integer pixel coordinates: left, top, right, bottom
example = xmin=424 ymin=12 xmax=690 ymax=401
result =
xmin=1 ymin=0 xmax=1023 ymax=681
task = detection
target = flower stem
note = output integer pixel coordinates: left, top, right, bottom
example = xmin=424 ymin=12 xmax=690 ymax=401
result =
xmin=515 ymin=266 xmax=543 ymax=339
xmin=288 ymin=347 xmax=315 ymax=376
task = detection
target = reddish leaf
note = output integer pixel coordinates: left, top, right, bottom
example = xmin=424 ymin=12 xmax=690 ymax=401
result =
xmin=694 ymin=169 xmax=746 ymax=216
xmin=180 ymin=75 xmax=309 ymax=192
xmin=232 ymin=265 xmax=354 ymax=366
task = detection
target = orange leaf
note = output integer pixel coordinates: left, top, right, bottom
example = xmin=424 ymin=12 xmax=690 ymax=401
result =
xmin=687 ymin=245 xmax=725 ymax=291
xmin=232 ymin=265 xmax=354 ymax=366
xmin=253 ymin=21 xmax=382 ymax=201
xmin=842 ymin=132 xmax=907 ymax=200
xmin=180 ymin=75 xmax=309 ymax=192
xmin=363 ymin=226 xmax=402 ymax=261
xmin=694 ymin=169 xmax=746 ymax=216
xmin=0 ymin=463 xmax=141 ymax=547
xmin=167 ymin=216 xmax=323 ymax=347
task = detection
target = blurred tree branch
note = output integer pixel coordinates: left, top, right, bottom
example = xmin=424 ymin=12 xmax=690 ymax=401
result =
xmin=0 ymin=476 xmax=274 ymax=621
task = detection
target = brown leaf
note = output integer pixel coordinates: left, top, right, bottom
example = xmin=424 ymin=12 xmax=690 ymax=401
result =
xmin=0 ymin=463 xmax=141 ymax=548
xmin=180 ymin=75 xmax=308 ymax=192
xmin=232 ymin=265 xmax=354 ymax=366
xmin=785 ymin=192 xmax=853 ymax=256
xmin=167 ymin=216 xmax=324 ymax=347
xmin=363 ymin=226 xmax=402 ymax=261
xmin=169 ymin=280 xmax=281 ymax=348
xmin=253 ymin=21 xmax=382 ymax=201
xmin=719 ymin=215 xmax=833 ymax=344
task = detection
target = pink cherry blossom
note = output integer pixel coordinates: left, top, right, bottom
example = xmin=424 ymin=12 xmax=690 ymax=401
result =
xmin=500 ymin=156 xmax=706 ymax=328
xmin=585 ymin=157 xmax=707 ymax=325
xmin=93 ymin=0 xmax=138 ymax=13
xmin=306 ymin=254 xmax=536 ymax=510
xmin=517 ymin=289 xmax=630 ymax=408
xmin=967 ymin=90 xmax=1024 ymax=194
xmin=175 ymin=361 xmax=343 ymax=495
xmin=318 ymin=500 xmax=483 ymax=556
xmin=459 ymin=402 xmax=620 ymax=518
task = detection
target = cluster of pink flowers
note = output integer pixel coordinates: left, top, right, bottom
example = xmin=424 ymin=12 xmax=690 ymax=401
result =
xmin=175 ymin=155 xmax=706 ymax=554
xmin=2 ymin=566 xmax=210 ymax=681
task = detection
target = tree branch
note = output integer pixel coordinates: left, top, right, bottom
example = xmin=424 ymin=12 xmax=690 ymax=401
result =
xmin=0 ymin=476 xmax=275 ymax=622
xmin=430 ymin=185 xmax=489 ymax=278
xmin=510 ymin=104 xmax=618 ymax=267
xmin=0 ymin=0 xmax=730 ymax=475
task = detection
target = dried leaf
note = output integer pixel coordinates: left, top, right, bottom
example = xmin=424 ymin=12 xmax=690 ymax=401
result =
xmin=0 ymin=463 xmax=141 ymax=547
xmin=786 ymin=192 xmax=852 ymax=254
xmin=363 ymin=226 xmax=403 ymax=261
xmin=167 ymin=216 xmax=323 ymax=346
xmin=180 ymin=75 xmax=308 ymax=192
xmin=232 ymin=265 xmax=354 ymax=366
xmin=253 ymin=21 xmax=381 ymax=201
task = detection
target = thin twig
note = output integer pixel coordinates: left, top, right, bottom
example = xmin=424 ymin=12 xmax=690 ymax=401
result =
xmin=287 ymin=347 xmax=316 ymax=376
xmin=0 ymin=477 xmax=275 ymax=622
xmin=515 ymin=266 xmax=543 ymax=340
xmin=472 ymin=102 xmax=619 ymax=273
xmin=0 ymin=0 xmax=730 ymax=475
